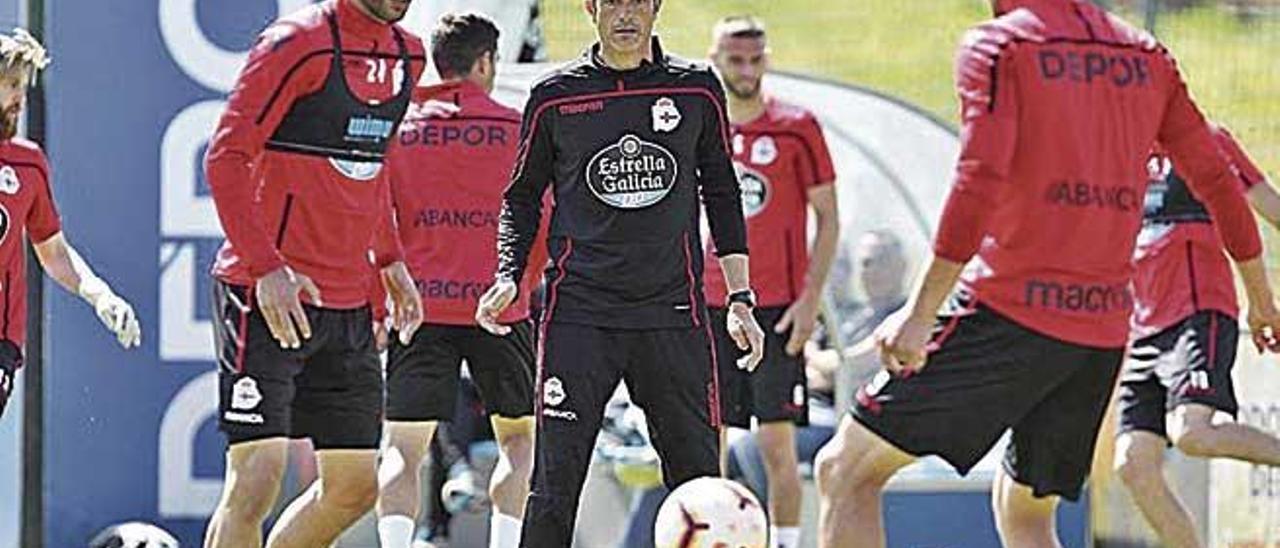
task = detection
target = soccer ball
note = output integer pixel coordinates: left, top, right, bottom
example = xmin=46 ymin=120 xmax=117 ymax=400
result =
xmin=654 ymin=477 xmax=768 ymax=548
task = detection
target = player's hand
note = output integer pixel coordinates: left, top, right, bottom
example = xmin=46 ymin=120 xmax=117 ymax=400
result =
xmin=727 ymin=303 xmax=765 ymax=372
xmin=373 ymin=319 xmax=389 ymax=352
xmin=1246 ymin=299 xmax=1280 ymax=353
xmin=92 ymin=292 xmax=142 ymax=349
xmin=382 ymin=261 xmax=423 ymax=346
xmin=255 ymin=266 xmax=321 ymax=350
xmin=872 ymin=308 xmax=932 ymax=376
xmin=775 ymin=292 xmax=819 ymax=356
xmin=475 ymin=280 xmax=518 ymax=336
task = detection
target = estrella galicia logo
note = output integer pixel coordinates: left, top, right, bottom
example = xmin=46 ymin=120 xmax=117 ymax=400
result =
xmin=735 ymin=162 xmax=770 ymax=218
xmin=585 ymin=134 xmax=678 ymax=209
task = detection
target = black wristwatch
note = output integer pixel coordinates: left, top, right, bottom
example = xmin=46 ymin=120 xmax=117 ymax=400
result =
xmin=726 ymin=289 xmax=757 ymax=309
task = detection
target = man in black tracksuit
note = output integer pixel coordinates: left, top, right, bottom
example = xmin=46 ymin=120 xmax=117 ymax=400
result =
xmin=473 ymin=1 xmax=765 ymax=545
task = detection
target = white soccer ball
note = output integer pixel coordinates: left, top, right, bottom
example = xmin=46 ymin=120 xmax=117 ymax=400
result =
xmin=654 ymin=477 xmax=768 ymax=548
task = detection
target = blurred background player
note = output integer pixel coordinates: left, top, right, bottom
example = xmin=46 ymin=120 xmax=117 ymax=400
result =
xmin=702 ymin=15 xmax=839 ymax=548
xmin=727 ymin=230 xmax=907 ymax=510
xmin=0 ymin=28 xmax=141 ymax=419
xmin=814 ymin=1 xmax=1280 ymax=547
xmin=475 ymin=0 xmax=766 ymax=545
xmin=201 ymin=1 xmax=427 ymax=547
xmin=375 ymin=12 xmax=541 ymax=548
xmin=405 ymin=0 xmax=547 ymax=64
xmin=1114 ymin=126 xmax=1280 ymax=548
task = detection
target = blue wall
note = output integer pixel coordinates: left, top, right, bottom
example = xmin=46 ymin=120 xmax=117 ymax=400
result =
xmin=42 ymin=1 xmax=314 ymax=545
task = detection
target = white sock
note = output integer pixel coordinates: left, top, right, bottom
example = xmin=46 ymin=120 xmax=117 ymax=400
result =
xmin=489 ymin=511 xmax=523 ymax=548
xmin=770 ymin=525 xmax=800 ymax=548
xmin=377 ymin=514 xmax=415 ymax=548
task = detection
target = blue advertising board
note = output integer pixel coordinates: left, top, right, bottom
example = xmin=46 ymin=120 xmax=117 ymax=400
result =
xmin=42 ymin=1 xmax=314 ymax=545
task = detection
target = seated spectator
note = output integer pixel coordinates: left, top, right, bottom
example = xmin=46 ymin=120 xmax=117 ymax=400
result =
xmin=727 ymin=230 xmax=908 ymax=503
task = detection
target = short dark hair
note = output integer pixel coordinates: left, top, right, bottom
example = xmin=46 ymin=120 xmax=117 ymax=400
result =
xmin=431 ymin=13 xmax=500 ymax=79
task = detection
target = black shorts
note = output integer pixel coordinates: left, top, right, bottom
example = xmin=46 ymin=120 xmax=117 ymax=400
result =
xmin=710 ymin=306 xmax=807 ymax=427
xmin=0 ymin=340 xmax=20 ymax=419
xmin=213 ymin=281 xmax=382 ymax=450
xmin=851 ymin=304 xmax=1122 ymax=501
xmin=385 ymin=321 xmax=536 ymax=422
xmin=1118 ymin=310 xmax=1239 ymax=440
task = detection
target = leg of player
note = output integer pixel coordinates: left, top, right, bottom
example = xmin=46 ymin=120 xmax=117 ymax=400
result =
xmin=203 ymin=439 xmax=289 ymax=548
xmin=264 ymin=449 xmax=379 ymax=548
xmin=814 ymin=416 xmax=915 ymax=548
xmin=757 ymin=422 xmax=802 ymax=548
xmin=1168 ymin=403 xmax=1280 ymax=465
xmin=376 ymin=421 xmax=439 ymax=548
xmin=1114 ymin=430 xmax=1202 ymax=548
xmin=991 ymin=466 xmax=1062 ymax=548
xmin=489 ymin=415 xmax=535 ymax=548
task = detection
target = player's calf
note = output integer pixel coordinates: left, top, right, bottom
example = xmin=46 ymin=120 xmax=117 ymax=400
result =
xmin=758 ymin=421 xmax=802 ymax=546
xmin=1114 ymin=431 xmax=1203 ymax=548
xmin=377 ymin=421 xmax=438 ymax=518
xmin=1113 ymin=431 xmax=1165 ymax=493
xmin=490 ymin=416 xmax=534 ymax=548
xmin=815 ymin=417 xmax=912 ymax=548
xmin=490 ymin=416 xmax=534 ymax=516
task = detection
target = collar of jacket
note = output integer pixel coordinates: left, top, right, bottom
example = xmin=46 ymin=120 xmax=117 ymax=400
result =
xmin=586 ymin=36 xmax=668 ymax=73
xmin=994 ymin=0 xmax=1075 ymax=16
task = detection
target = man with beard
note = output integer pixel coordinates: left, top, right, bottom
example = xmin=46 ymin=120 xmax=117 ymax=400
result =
xmin=702 ymin=15 xmax=839 ymax=548
xmin=813 ymin=1 xmax=1280 ymax=547
xmin=474 ymin=0 xmax=765 ymax=545
xmin=202 ymin=1 xmax=427 ymax=546
xmin=0 ymin=28 xmax=141 ymax=419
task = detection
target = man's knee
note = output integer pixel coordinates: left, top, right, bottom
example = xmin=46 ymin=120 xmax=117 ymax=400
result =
xmin=992 ymin=468 xmax=1058 ymax=522
xmin=757 ymin=425 xmax=798 ymax=471
xmin=1168 ymin=404 xmax=1219 ymax=458
xmin=1171 ymin=426 xmax=1217 ymax=458
xmin=320 ymin=461 xmax=379 ymax=513
xmin=500 ymin=432 xmax=534 ymax=470
xmin=1114 ymin=440 xmax=1164 ymax=489
xmin=326 ymin=476 xmax=378 ymax=514
xmin=815 ymin=439 xmax=889 ymax=499
xmin=222 ymin=443 xmax=288 ymax=520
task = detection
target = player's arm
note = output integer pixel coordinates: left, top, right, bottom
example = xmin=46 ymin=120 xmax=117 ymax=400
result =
xmin=24 ymin=158 xmax=138 ymax=348
xmin=34 ymin=234 xmax=140 ymax=348
xmin=477 ymin=85 xmax=555 ymax=335
xmin=1247 ymin=183 xmax=1280 ymax=230
xmin=372 ymin=141 xmax=423 ymax=345
xmin=778 ymin=115 xmax=841 ymax=355
xmin=696 ymin=72 xmax=763 ymax=370
xmin=206 ymin=24 xmax=323 ymax=349
xmin=1212 ymin=127 xmax=1280 ymax=230
xmin=205 ymin=24 xmax=305 ymax=278
xmin=1157 ymin=62 xmax=1279 ymax=351
xmin=878 ymin=31 xmax=1018 ymax=373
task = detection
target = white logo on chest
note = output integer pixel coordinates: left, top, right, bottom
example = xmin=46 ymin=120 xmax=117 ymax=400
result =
xmin=651 ymin=97 xmax=682 ymax=133
xmin=750 ymin=135 xmax=778 ymax=165
xmin=0 ymin=166 xmax=21 ymax=195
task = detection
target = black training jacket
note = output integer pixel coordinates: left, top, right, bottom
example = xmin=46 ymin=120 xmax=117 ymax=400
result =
xmin=496 ymin=38 xmax=747 ymax=330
